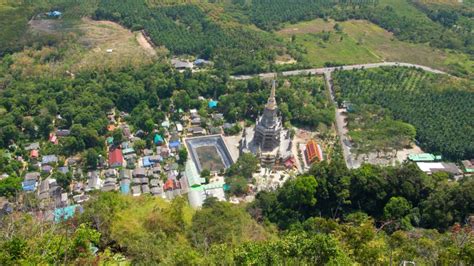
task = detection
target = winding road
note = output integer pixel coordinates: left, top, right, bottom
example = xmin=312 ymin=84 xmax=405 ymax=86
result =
xmin=231 ymin=62 xmax=446 ymax=169
xmin=231 ymin=61 xmax=446 ymax=80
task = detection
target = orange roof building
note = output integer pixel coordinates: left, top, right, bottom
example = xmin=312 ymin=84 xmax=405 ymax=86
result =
xmin=305 ymin=140 xmax=323 ymax=164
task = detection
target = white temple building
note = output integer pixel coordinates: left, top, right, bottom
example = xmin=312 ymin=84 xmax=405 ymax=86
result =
xmin=240 ymin=80 xmax=293 ymax=167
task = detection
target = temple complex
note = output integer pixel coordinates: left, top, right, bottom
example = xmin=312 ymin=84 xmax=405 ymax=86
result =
xmin=240 ymin=80 xmax=293 ymax=168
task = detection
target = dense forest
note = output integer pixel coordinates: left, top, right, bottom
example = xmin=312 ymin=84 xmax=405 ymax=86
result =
xmin=252 ymin=158 xmax=474 ymax=231
xmin=332 ymin=67 xmax=474 ymax=160
xmin=1 ymin=160 xmax=473 ymax=264
xmin=93 ymin=0 xmax=282 ymax=74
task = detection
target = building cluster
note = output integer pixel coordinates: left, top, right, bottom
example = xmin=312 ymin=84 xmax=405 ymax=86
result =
xmin=408 ymin=153 xmax=470 ymax=179
xmin=171 ymin=58 xmax=212 ymax=71
xmin=0 ymin=95 xmax=245 ymax=218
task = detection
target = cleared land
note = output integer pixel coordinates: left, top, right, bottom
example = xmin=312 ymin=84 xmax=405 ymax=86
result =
xmin=74 ymin=18 xmax=159 ymax=71
xmin=277 ymin=19 xmax=473 ymax=77
xmin=9 ymin=17 xmax=159 ymax=77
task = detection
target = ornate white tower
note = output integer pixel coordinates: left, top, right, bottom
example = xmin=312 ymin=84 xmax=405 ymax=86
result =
xmin=254 ymin=80 xmax=282 ymax=152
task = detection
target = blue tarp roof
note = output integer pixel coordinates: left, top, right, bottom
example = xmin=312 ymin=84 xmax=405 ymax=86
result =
xmin=120 ymin=183 xmax=130 ymax=195
xmin=143 ymin=156 xmax=153 ymax=167
xmin=22 ymin=180 xmax=36 ymax=191
xmin=169 ymin=140 xmax=180 ymax=148
xmin=208 ymin=100 xmax=218 ymax=108
xmin=54 ymin=205 xmax=82 ymax=222
xmin=21 ymin=180 xmax=36 ymax=191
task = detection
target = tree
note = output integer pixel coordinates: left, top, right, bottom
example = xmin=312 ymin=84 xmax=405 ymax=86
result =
xmin=0 ymin=176 xmax=21 ymax=197
xmin=84 ymin=149 xmax=98 ymax=170
xmin=52 ymin=171 xmax=72 ymax=191
xmin=112 ymin=129 xmax=124 ymax=147
xmin=226 ymin=153 xmax=258 ymax=179
xmin=200 ymin=169 xmax=211 ymax=184
xmin=189 ymin=199 xmax=267 ymax=251
xmin=225 ymin=176 xmax=248 ymax=196
xmin=178 ymin=148 xmax=188 ymax=166
xmin=133 ymin=139 xmax=146 ymax=154
xmin=383 ymin=196 xmax=413 ymax=231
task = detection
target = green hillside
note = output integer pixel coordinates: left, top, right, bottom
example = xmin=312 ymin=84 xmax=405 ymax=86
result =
xmin=1 ymin=0 xmax=472 ymax=75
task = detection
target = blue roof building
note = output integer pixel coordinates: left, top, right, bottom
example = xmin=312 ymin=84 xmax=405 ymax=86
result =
xmin=42 ymin=155 xmax=58 ymax=165
xmin=22 ymin=180 xmax=37 ymax=192
xmin=169 ymin=140 xmax=181 ymax=149
xmin=120 ymin=183 xmax=130 ymax=195
xmin=143 ymin=156 xmax=153 ymax=167
xmin=54 ymin=205 xmax=82 ymax=222
xmin=58 ymin=166 xmax=69 ymax=174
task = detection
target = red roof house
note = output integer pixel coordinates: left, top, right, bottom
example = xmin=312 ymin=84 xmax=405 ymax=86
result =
xmin=49 ymin=133 xmax=58 ymax=145
xmin=30 ymin=149 xmax=39 ymax=159
xmin=164 ymin=179 xmax=174 ymax=191
xmin=108 ymin=148 xmax=123 ymax=168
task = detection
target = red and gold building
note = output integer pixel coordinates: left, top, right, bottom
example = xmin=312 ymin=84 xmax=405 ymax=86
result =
xmin=305 ymin=140 xmax=323 ymax=164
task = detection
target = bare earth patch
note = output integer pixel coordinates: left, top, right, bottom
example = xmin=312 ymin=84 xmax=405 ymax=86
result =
xmin=136 ymin=31 xmax=157 ymax=56
xmin=74 ymin=18 xmax=158 ymax=72
xmin=278 ymin=19 xmax=335 ymax=36
xmin=11 ymin=17 xmax=162 ymax=77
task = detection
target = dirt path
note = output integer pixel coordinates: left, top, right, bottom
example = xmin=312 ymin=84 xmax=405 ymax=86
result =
xmin=136 ymin=32 xmax=157 ymax=56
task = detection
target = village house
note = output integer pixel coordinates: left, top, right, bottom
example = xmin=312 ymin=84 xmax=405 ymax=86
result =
xmin=108 ymin=148 xmax=124 ymax=168
xmin=191 ymin=117 xmax=202 ymax=126
xmin=86 ymin=171 xmax=102 ymax=192
xmin=42 ymin=155 xmax=58 ymax=165
xmin=133 ymin=168 xmax=146 ymax=178
xmin=188 ymin=127 xmax=206 ymax=136
xmin=22 ymin=172 xmax=40 ymax=192
xmin=120 ymin=179 xmax=131 ymax=195
xmin=131 ymin=185 xmax=141 ymax=196
xmin=102 ymin=177 xmax=117 ymax=192
xmin=56 ymin=129 xmax=71 ymax=137
xmin=25 ymin=142 xmax=40 ymax=151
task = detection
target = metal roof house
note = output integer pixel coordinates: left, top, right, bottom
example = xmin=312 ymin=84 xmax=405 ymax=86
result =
xmin=108 ymin=148 xmax=124 ymax=168
xmin=408 ymin=153 xmax=441 ymax=162
xmin=42 ymin=155 xmax=58 ymax=165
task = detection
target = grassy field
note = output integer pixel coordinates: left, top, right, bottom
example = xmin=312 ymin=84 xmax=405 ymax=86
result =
xmin=277 ymin=19 xmax=473 ymax=77
xmin=7 ymin=17 xmax=161 ymax=77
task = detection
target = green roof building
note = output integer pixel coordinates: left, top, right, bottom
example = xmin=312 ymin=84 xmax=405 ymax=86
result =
xmin=154 ymin=134 xmax=164 ymax=145
xmin=408 ymin=153 xmax=441 ymax=162
xmin=122 ymin=147 xmax=135 ymax=155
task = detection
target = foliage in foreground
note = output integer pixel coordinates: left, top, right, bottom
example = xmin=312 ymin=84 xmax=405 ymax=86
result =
xmin=1 ymin=191 xmax=473 ymax=265
xmin=250 ymin=159 xmax=474 ymax=231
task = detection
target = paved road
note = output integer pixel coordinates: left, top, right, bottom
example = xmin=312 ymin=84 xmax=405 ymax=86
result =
xmin=231 ymin=62 xmax=446 ymax=80
xmin=324 ymin=71 xmax=356 ymax=169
